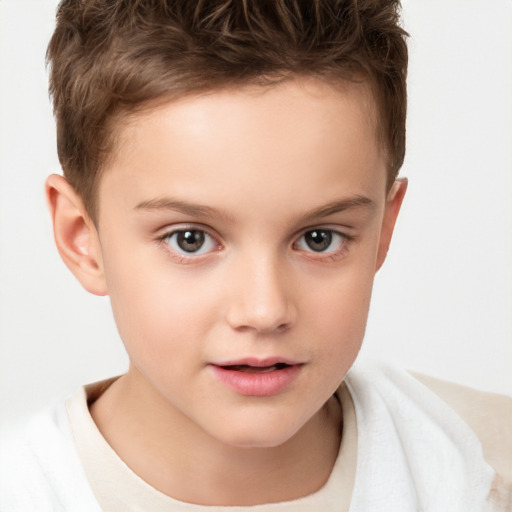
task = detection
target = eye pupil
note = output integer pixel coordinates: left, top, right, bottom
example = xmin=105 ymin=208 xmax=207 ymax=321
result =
xmin=177 ymin=230 xmax=205 ymax=252
xmin=305 ymin=230 xmax=332 ymax=251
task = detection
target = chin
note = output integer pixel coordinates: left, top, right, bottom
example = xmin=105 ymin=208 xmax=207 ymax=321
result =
xmin=209 ymin=417 xmax=305 ymax=450
xmin=221 ymin=434 xmax=293 ymax=450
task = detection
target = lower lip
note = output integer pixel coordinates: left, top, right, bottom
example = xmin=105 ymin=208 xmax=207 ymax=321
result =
xmin=210 ymin=364 xmax=302 ymax=397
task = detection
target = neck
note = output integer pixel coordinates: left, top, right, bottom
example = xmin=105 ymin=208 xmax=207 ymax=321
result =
xmin=90 ymin=370 xmax=342 ymax=506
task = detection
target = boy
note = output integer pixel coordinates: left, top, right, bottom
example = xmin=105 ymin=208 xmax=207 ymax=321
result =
xmin=1 ymin=0 xmax=510 ymax=510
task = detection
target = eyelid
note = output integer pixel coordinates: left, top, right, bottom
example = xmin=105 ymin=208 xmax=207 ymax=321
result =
xmin=293 ymin=226 xmax=355 ymax=259
xmin=157 ymin=224 xmax=223 ymax=260
xmin=294 ymin=224 xmax=355 ymax=243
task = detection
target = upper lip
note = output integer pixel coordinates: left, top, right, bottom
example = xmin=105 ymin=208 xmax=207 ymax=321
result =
xmin=210 ymin=357 xmax=302 ymax=368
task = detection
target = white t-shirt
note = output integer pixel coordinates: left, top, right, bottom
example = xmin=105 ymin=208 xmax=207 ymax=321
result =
xmin=1 ymin=361 xmax=510 ymax=511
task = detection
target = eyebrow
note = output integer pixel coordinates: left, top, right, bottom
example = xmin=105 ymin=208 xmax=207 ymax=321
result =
xmin=135 ymin=198 xmax=234 ymax=221
xmin=134 ymin=195 xmax=375 ymax=221
xmin=300 ymin=196 xmax=376 ymax=221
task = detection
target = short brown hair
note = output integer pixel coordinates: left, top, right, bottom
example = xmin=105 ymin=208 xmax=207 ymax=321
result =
xmin=47 ymin=0 xmax=408 ymax=221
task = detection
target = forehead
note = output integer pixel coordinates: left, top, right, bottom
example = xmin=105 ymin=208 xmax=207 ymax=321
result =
xmin=98 ymin=77 xmax=386 ymax=223
xmin=114 ymin=76 xmax=379 ymax=153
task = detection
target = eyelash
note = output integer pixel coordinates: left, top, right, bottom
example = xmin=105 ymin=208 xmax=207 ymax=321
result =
xmin=157 ymin=225 xmax=355 ymax=263
xmin=157 ymin=225 xmax=221 ymax=264
xmin=293 ymin=228 xmax=355 ymax=262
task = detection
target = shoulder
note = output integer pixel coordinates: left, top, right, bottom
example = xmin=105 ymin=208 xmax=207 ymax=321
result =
xmin=0 ymin=398 xmax=101 ymax=512
xmin=344 ymin=362 xmax=508 ymax=510
xmin=411 ymin=372 xmax=512 ymax=486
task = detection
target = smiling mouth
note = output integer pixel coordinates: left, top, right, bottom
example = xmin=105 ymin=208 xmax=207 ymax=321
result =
xmin=219 ymin=363 xmax=291 ymax=374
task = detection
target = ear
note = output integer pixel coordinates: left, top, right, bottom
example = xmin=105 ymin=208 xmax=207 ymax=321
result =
xmin=45 ymin=174 xmax=108 ymax=296
xmin=375 ymin=177 xmax=408 ymax=272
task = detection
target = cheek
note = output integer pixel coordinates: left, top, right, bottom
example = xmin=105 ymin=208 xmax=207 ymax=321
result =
xmin=306 ymin=259 xmax=376 ymax=361
xmin=103 ymin=247 xmax=220 ymax=368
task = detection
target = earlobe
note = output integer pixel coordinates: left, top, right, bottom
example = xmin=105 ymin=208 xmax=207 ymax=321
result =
xmin=45 ymin=174 xmax=108 ymax=296
xmin=375 ymin=177 xmax=408 ymax=272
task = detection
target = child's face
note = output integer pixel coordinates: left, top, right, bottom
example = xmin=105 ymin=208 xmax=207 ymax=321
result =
xmin=68 ymin=78 xmax=404 ymax=448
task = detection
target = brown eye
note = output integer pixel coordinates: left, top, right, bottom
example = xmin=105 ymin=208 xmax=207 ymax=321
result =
xmin=295 ymin=229 xmax=345 ymax=254
xmin=176 ymin=230 xmax=205 ymax=252
xmin=165 ymin=229 xmax=217 ymax=256
xmin=304 ymin=230 xmax=332 ymax=252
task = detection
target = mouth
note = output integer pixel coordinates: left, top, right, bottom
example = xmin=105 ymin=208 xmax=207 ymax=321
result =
xmin=209 ymin=358 xmax=303 ymax=396
xmin=218 ymin=362 xmax=292 ymax=374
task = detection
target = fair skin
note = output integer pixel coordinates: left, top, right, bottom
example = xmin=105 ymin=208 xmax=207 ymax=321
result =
xmin=46 ymin=77 xmax=406 ymax=506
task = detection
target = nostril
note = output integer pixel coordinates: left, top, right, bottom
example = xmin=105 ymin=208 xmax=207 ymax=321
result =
xmin=275 ymin=321 xmax=292 ymax=333
xmin=224 ymin=269 xmax=297 ymax=333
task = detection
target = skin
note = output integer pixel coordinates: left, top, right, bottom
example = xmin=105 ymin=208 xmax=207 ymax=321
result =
xmin=46 ymin=77 xmax=407 ymax=506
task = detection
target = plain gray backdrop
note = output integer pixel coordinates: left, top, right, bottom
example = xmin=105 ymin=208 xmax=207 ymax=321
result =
xmin=1 ymin=0 xmax=511 ymax=422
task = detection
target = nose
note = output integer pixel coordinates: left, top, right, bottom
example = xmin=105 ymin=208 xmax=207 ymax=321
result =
xmin=225 ymin=255 xmax=297 ymax=334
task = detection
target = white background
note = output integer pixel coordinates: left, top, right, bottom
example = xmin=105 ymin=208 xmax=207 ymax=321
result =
xmin=1 ymin=0 xmax=511 ymax=422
